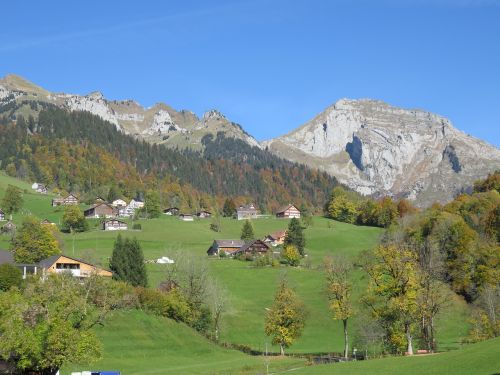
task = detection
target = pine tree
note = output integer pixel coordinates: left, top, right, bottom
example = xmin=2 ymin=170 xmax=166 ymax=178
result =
xmin=222 ymin=198 xmax=236 ymax=217
xmin=284 ymin=218 xmax=306 ymax=256
xmin=240 ymin=220 xmax=254 ymax=241
xmin=126 ymin=237 xmax=148 ymax=287
xmin=109 ymin=234 xmax=128 ymax=282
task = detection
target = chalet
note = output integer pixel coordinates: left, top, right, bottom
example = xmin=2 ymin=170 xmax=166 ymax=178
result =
xmin=0 ymin=209 xmax=5 ymax=221
xmin=237 ymin=204 xmax=259 ymax=220
xmin=102 ymin=219 xmax=128 ymax=231
xmin=0 ymin=250 xmax=112 ymax=279
xmin=52 ymin=193 xmax=79 ymax=207
xmin=233 ymin=239 xmax=270 ymax=256
xmin=129 ymin=198 xmax=145 ymax=210
xmin=264 ymin=230 xmax=287 ymax=246
xmin=197 ymin=210 xmax=212 ymax=218
xmin=207 ymin=239 xmax=246 ymax=256
xmin=163 ymin=207 xmax=180 ymax=216
xmin=40 ymin=219 xmax=56 ymax=226
xmin=276 ymin=204 xmax=301 ymax=219
xmin=84 ymin=202 xmax=116 ymax=218
xmin=112 ymin=198 xmax=128 ymax=208
xmin=179 ymin=214 xmax=194 ymax=222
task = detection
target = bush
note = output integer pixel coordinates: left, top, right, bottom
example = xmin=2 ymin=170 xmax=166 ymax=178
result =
xmin=281 ymin=245 xmax=301 ymax=267
xmin=132 ymin=223 xmax=142 ymax=230
xmin=136 ymin=287 xmax=191 ymax=323
xmin=0 ymin=263 xmax=23 ymax=291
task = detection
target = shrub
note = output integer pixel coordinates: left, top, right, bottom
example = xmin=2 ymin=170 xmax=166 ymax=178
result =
xmin=0 ymin=263 xmax=23 ymax=291
xmin=281 ymin=245 xmax=301 ymax=267
xmin=132 ymin=223 xmax=142 ymax=230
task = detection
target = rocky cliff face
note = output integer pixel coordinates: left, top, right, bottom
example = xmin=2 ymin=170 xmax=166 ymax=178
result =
xmin=0 ymin=74 xmax=259 ymax=151
xmin=263 ymin=99 xmax=500 ymax=206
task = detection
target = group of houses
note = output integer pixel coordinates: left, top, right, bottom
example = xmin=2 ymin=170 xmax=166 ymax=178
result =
xmin=207 ymin=229 xmax=288 ymax=257
xmin=31 ymin=182 xmax=48 ymax=194
xmin=237 ymin=203 xmax=301 ymax=220
xmin=163 ymin=207 xmax=213 ymax=222
xmin=0 ymin=250 xmax=112 ymax=280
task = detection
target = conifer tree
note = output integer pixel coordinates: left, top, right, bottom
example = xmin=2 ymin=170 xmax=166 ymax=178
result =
xmin=126 ymin=237 xmax=148 ymax=287
xmin=222 ymin=198 xmax=236 ymax=217
xmin=284 ymin=218 xmax=305 ymax=256
xmin=109 ymin=235 xmax=128 ymax=282
xmin=240 ymin=220 xmax=254 ymax=241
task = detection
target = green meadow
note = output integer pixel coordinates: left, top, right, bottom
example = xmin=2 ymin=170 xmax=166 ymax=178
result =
xmin=0 ymin=172 xmax=477 ymax=373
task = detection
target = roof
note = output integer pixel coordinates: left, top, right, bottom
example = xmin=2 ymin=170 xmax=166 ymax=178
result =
xmin=0 ymin=209 xmax=4 ymax=214
xmin=267 ymin=230 xmax=287 ymax=240
xmin=85 ymin=202 xmax=114 ymax=211
xmin=104 ymin=219 xmax=127 ymax=224
xmin=164 ymin=207 xmax=179 ymax=211
xmin=214 ymin=239 xmax=246 ymax=248
xmin=237 ymin=204 xmax=258 ymax=213
xmin=38 ymin=253 xmax=110 ymax=272
xmin=276 ymin=204 xmax=299 ymax=214
xmin=238 ymin=239 xmax=270 ymax=253
xmin=197 ymin=210 xmax=212 ymax=214
xmin=0 ymin=250 xmax=14 ymax=265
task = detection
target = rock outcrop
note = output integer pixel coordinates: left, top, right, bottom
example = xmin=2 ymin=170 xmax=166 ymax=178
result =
xmin=264 ymin=99 xmax=500 ymax=206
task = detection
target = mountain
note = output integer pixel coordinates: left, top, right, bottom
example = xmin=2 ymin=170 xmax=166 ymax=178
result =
xmin=263 ymin=99 xmax=500 ymax=206
xmin=0 ymin=74 xmax=259 ymax=151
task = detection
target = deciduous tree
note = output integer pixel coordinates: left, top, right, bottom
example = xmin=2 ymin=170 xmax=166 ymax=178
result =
xmin=11 ymin=216 xmax=60 ymax=263
xmin=1 ymin=185 xmax=23 ymax=218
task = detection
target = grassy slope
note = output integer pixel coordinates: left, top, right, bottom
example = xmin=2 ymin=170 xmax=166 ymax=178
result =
xmin=298 ymin=337 xmax=500 ymax=375
xmin=63 ymin=310 xmax=304 ymax=375
xmin=0 ymin=172 xmax=471 ymax=365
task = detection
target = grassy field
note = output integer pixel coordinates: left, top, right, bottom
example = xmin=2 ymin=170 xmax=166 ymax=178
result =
xmin=298 ymin=337 xmax=500 ymax=375
xmin=0 ymin=172 xmax=474 ymax=372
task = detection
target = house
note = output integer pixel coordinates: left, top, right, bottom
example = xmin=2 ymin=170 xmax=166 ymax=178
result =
xmin=102 ymin=219 xmax=128 ymax=231
xmin=237 ymin=204 xmax=259 ymax=220
xmin=163 ymin=207 xmax=180 ymax=216
xmin=264 ymin=230 xmax=287 ymax=246
xmin=119 ymin=205 xmax=135 ymax=217
xmin=276 ymin=204 xmax=301 ymax=219
xmin=84 ymin=202 xmax=116 ymax=218
xmin=112 ymin=198 xmax=127 ymax=208
xmin=233 ymin=239 xmax=270 ymax=256
xmin=207 ymin=239 xmax=246 ymax=256
xmin=35 ymin=184 xmax=48 ymax=194
xmin=41 ymin=218 xmax=56 ymax=226
xmin=0 ymin=250 xmax=112 ymax=279
xmin=179 ymin=214 xmax=194 ymax=222
xmin=0 ymin=209 xmax=5 ymax=221
xmin=197 ymin=210 xmax=212 ymax=218
xmin=129 ymin=198 xmax=144 ymax=210
xmin=52 ymin=193 xmax=79 ymax=207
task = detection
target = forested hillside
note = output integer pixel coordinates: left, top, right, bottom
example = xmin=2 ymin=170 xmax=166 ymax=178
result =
xmin=0 ymin=105 xmax=337 ymax=211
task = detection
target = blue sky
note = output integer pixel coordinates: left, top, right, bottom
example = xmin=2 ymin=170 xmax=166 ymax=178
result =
xmin=1 ymin=0 xmax=499 ymax=146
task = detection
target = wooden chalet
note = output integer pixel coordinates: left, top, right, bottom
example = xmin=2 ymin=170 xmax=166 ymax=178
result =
xmin=102 ymin=219 xmax=128 ymax=231
xmin=197 ymin=210 xmax=212 ymax=218
xmin=264 ymin=230 xmax=287 ymax=246
xmin=40 ymin=218 xmax=56 ymax=226
xmin=237 ymin=204 xmax=259 ymax=220
xmin=52 ymin=193 xmax=79 ymax=207
xmin=84 ymin=202 xmax=116 ymax=219
xmin=179 ymin=214 xmax=194 ymax=221
xmin=276 ymin=204 xmax=301 ymax=219
xmin=0 ymin=209 xmax=5 ymax=221
xmin=163 ymin=207 xmax=180 ymax=216
xmin=207 ymin=239 xmax=246 ymax=256
xmin=233 ymin=239 xmax=270 ymax=256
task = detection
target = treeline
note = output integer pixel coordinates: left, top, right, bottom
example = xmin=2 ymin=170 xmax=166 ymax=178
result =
xmin=0 ymin=105 xmax=337 ymax=212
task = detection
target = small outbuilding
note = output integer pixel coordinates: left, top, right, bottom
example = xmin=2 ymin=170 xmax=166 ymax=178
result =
xmin=102 ymin=219 xmax=128 ymax=231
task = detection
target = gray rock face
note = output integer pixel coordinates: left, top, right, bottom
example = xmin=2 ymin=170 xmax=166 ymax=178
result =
xmin=263 ymin=99 xmax=500 ymax=206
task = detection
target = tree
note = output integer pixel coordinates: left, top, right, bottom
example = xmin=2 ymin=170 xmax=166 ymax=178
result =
xmin=61 ymin=205 xmax=88 ymax=233
xmin=284 ymin=218 xmax=305 ymax=256
xmin=11 ymin=216 xmax=60 ymax=263
xmin=0 ymin=274 xmax=103 ymax=374
xmin=1 ymin=185 xmax=23 ymax=218
xmin=328 ymin=187 xmax=358 ymax=224
xmin=240 ymin=219 xmax=255 ymax=241
xmin=107 ymin=185 xmax=120 ymax=202
xmin=265 ymin=277 xmax=307 ymax=355
xmin=281 ymin=245 xmax=300 ymax=266
xmin=109 ymin=235 xmax=147 ymax=287
xmin=324 ymin=255 xmax=353 ymax=358
xmin=208 ymin=280 xmax=228 ymax=342
xmin=143 ymin=191 xmax=161 ymax=218
xmin=222 ymin=198 xmax=236 ymax=217
xmin=374 ymin=197 xmax=398 ymax=228
xmin=0 ymin=263 xmax=22 ymax=291
xmin=210 ymin=212 xmax=222 ymax=232
xmin=363 ymin=245 xmax=421 ymax=355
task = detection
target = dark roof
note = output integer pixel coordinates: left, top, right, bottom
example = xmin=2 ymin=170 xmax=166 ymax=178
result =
xmin=103 ymin=219 xmax=127 ymax=224
xmin=0 ymin=250 xmax=14 ymax=265
xmin=276 ymin=204 xmax=299 ymax=214
xmin=164 ymin=207 xmax=179 ymax=211
xmin=267 ymin=230 xmax=287 ymax=240
xmin=197 ymin=210 xmax=212 ymax=215
xmin=0 ymin=209 xmax=4 ymax=214
xmin=85 ymin=202 xmax=114 ymax=211
xmin=214 ymin=239 xmax=245 ymax=248
xmin=237 ymin=204 xmax=258 ymax=212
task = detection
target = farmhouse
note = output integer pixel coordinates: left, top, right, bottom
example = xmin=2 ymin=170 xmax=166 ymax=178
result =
xmin=129 ymin=198 xmax=145 ymax=210
xmin=0 ymin=209 xmax=5 ymax=221
xmin=84 ymin=202 xmax=116 ymax=218
xmin=276 ymin=204 xmax=301 ymax=219
xmin=103 ymin=219 xmax=128 ymax=231
xmin=197 ymin=210 xmax=212 ymax=218
xmin=112 ymin=198 xmax=127 ymax=208
xmin=179 ymin=214 xmax=194 ymax=221
xmin=264 ymin=230 xmax=287 ymax=246
xmin=233 ymin=239 xmax=270 ymax=256
xmin=40 ymin=219 xmax=56 ymax=226
xmin=0 ymin=250 xmax=112 ymax=279
xmin=207 ymin=239 xmax=246 ymax=256
xmin=237 ymin=204 xmax=259 ymax=220
xmin=52 ymin=193 xmax=79 ymax=207
xmin=32 ymin=182 xmax=47 ymax=193
xmin=163 ymin=207 xmax=180 ymax=216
